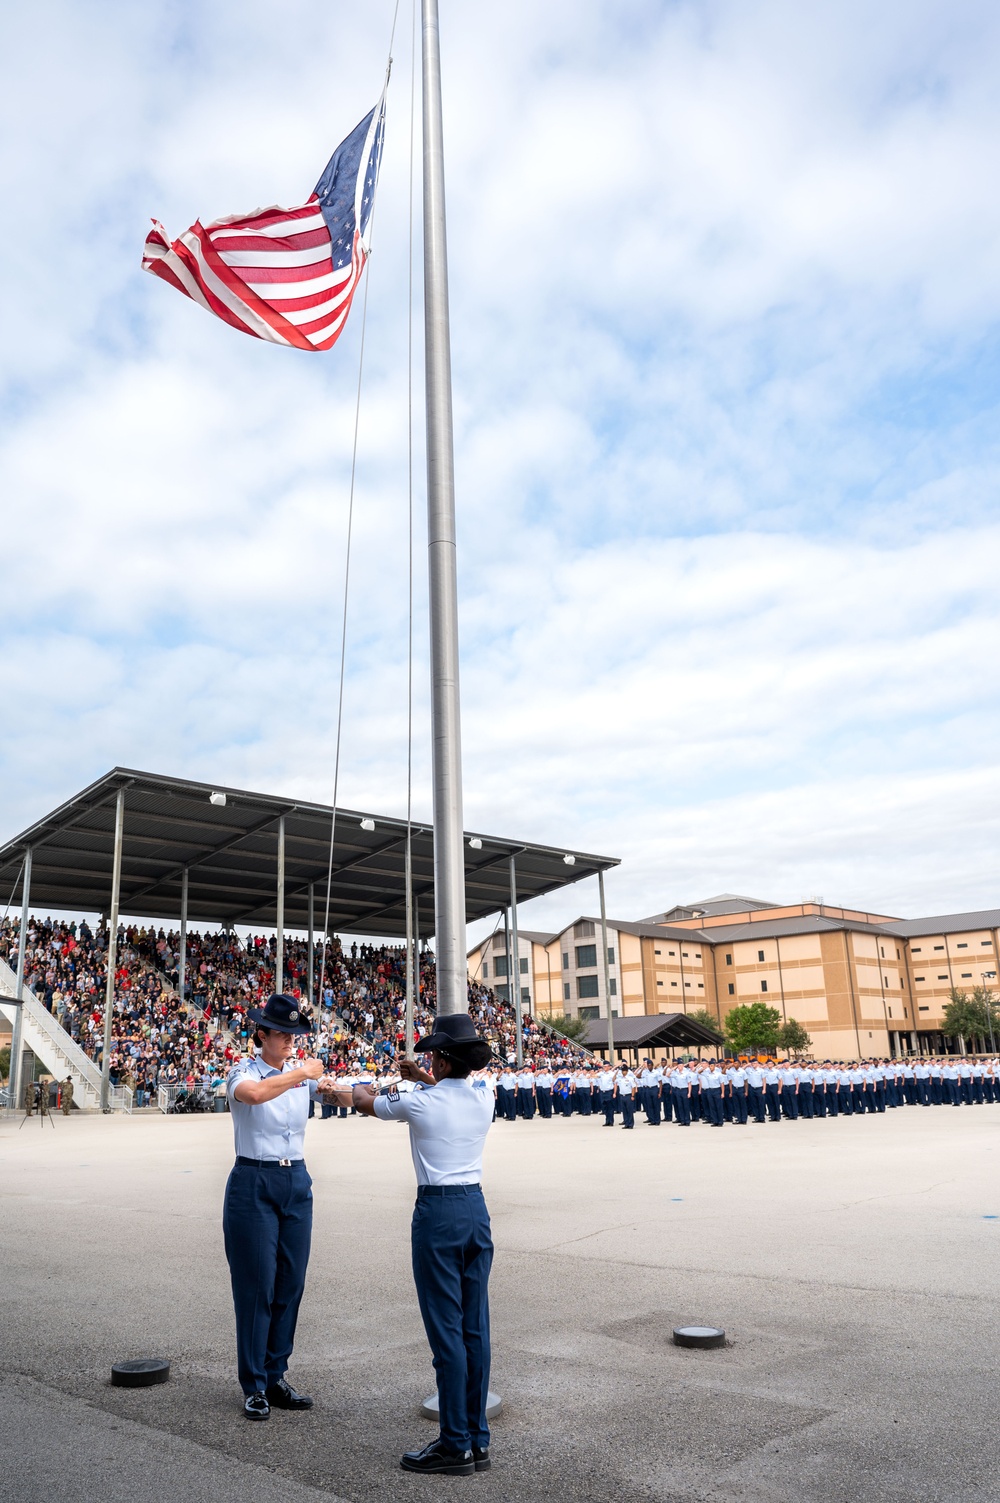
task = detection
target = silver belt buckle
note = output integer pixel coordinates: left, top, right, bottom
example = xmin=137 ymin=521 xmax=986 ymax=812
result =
xmin=279 ymin=1158 xmax=291 ymax=1167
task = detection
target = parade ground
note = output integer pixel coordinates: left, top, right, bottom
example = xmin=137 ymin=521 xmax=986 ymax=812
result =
xmin=2 ymin=1107 xmax=998 ymax=1503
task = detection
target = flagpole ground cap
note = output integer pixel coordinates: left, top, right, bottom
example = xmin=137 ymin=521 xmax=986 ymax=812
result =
xmin=672 ymin=1326 xmax=726 ymax=1349
xmin=111 ymin=1358 xmax=170 ymax=1387
xmin=421 ymin=1391 xmax=502 ymax=1420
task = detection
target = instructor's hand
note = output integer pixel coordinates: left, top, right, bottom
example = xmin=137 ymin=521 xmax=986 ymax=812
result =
xmin=300 ymin=1058 xmax=325 ymax=1081
xmin=399 ymin=1058 xmax=431 ymax=1083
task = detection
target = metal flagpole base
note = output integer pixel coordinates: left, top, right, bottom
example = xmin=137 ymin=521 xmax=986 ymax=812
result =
xmin=421 ymin=1391 xmax=502 ymax=1421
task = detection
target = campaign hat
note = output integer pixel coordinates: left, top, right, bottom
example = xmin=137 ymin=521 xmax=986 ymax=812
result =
xmin=415 ymin=1011 xmax=493 ymax=1070
xmin=248 ymin=993 xmax=314 ymax=1034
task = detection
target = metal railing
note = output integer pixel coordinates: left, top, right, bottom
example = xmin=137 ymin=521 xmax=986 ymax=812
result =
xmin=108 ymin=1085 xmax=134 ymax=1115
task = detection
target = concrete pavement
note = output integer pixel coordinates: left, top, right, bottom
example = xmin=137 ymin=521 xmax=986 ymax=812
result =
xmin=1 ymin=1105 xmax=999 ymax=1502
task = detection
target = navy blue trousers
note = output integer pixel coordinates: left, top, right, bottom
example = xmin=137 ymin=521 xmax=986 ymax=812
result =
xmin=536 ymin=1088 xmax=553 ymax=1119
xmin=702 ymin=1087 xmax=724 ymax=1125
xmin=764 ymin=1085 xmax=781 ymax=1121
xmin=223 ymin=1160 xmax=313 ymax=1396
xmin=747 ymin=1086 xmax=765 ymax=1122
xmin=644 ymin=1090 xmax=661 ymax=1125
xmin=411 ymin=1185 xmax=493 ymax=1454
xmin=620 ymin=1093 xmax=635 ymax=1127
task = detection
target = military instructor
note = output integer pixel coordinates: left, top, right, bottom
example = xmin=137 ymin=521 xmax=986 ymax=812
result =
xmin=224 ymin=993 xmax=327 ymax=1420
xmin=350 ymin=1012 xmax=495 ymax=1476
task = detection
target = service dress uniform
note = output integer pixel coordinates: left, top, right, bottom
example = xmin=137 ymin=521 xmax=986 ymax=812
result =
xmin=370 ymin=1013 xmax=495 ymax=1476
xmin=223 ymin=994 xmax=320 ymax=1417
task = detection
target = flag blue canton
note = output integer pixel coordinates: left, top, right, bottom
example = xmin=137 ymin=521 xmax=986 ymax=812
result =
xmin=314 ymin=101 xmax=385 ymax=269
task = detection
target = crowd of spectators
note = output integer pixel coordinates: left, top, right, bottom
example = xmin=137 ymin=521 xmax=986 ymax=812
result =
xmin=0 ymin=915 xmax=587 ymax=1105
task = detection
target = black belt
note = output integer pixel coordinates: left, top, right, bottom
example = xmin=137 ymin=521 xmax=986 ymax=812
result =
xmin=236 ymin=1155 xmax=304 ymax=1168
xmin=417 ymin=1183 xmax=482 ymax=1197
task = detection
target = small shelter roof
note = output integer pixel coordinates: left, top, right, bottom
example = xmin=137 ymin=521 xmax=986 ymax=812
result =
xmin=0 ymin=767 xmax=619 ymax=940
xmin=583 ymin=1013 xmax=723 ymax=1053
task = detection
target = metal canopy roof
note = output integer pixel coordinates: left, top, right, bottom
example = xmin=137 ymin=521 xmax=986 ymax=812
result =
xmin=0 ymin=768 xmax=619 ymax=939
xmin=583 ymin=1013 xmax=723 ymax=1053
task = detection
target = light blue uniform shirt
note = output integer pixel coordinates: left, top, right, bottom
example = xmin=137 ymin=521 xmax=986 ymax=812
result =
xmin=226 ymin=1055 xmax=316 ymax=1161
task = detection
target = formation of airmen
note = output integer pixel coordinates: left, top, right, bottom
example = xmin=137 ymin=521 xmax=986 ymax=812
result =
xmin=481 ymin=1057 xmax=1000 ymax=1127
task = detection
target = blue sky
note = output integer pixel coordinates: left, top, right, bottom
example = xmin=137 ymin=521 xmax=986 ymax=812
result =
xmin=2 ymin=0 xmax=1000 ymax=940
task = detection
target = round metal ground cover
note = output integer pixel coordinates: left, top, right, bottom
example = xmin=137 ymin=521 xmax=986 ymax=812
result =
xmin=421 ymin=1391 xmax=502 ymax=1420
xmin=673 ymin=1325 xmax=726 ymax=1349
xmin=111 ymin=1358 xmax=171 ymax=1387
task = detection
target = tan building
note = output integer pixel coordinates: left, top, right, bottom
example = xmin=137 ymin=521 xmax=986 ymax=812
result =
xmin=469 ymin=892 xmax=1000 ymax=1059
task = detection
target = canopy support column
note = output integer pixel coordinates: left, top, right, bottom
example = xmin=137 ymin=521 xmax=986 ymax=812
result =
xmin=8 ymin=848 xmax=32 ymax=1115
xmin=307 ymin=883 xmax=315 ymax=1008
xmin=100 ymin=788 xmax=126 ymax=1112
xmin=598 ymin=869 xmax=615 ymax=1066
xmin=177 ymin=868 xmax=188 ymax=1010
xmin=275 ymin=816 xmax=285 ymax=995
xmin=510 ymin=855 xmax=522 ymax=1068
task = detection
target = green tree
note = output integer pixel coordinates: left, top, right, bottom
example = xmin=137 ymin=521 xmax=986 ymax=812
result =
xmin=542 ymin=1013 xmax=590 ymax=1044
xmin=778 ymin=1018 xmax=811 ymax=1056
xmin=724 ymin=1002 xmax=782 ymax=1056
xmin=0 ymin=1046 xmax=9 ymax=1083
xmin=943 ymin=989 xmax=988 ymax=1054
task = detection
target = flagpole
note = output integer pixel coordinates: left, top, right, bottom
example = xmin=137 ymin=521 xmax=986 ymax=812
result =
xmin=421 ymin=0 xmax=466 ymax=1016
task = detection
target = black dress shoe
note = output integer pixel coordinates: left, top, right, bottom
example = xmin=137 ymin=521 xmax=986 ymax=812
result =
xmin=265 ymin=1378 xmax=313 ymax=1411
xmin=472 ymin=1445 xmax=490 ymax=1472
xmin=244 ymin=1392 xmax=270 ymax=1421
xmin=400 ymin=1439 xmax=475 ymax=1475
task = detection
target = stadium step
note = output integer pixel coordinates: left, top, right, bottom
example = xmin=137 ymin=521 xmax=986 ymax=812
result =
xmin=0 ymin=955 xmax=103 ymax=1110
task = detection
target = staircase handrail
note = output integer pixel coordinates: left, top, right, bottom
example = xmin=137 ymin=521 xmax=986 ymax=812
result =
xmin=0 ymin=955 xmax=103 ymax=1095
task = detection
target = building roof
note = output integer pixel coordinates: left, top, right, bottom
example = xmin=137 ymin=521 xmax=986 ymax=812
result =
xmin=583 ymin=1013 xmax=723 ymax=1052
xmin=640 ymin=894 xmax=780 ymax=923
xmin=0 ymin=767 xmax=619 ymax=940
xmin=695 ymin=914 xmax=898 ymax=944
xmin=883 ymin=910 xmax=1000 ymax=938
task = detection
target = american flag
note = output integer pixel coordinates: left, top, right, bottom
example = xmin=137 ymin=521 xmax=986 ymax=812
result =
xmin=142 ymin=98 xmax=385 ymax=352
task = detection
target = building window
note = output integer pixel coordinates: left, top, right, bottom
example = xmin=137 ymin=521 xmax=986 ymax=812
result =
xmin=562 ymin=953 xmax=569 ymax=970
xmin=657 ymin=980 xmax=663 ymax=987
xmin=962 ymin=973 xmax=972 ymax=979
xmin=888 ymin=1007 xmax=893 ymax=1017
xmin=698 ymin=982 xmax=704 ymax=988
xmin=884 ymin=976 xmax=888 ymax=987
xmin=563 ymin=982 xmax=570 ymax=1002
xmin=654 ymin=948 xmax=661 ymax=955
xmin=577 ymin=975 xmax=599 ymax=999
xmin=728 ymin=983 xmax=735 ymax=995
xmin=481 ymin=961 xmax=488 ymax=978
xmin=761 ymin=980 xmax=768 ymax=992
xmin=957 ymin=943 xmax=968 ymax=949
xmin=919 ymin=1005 xmax=930 ymax=1011
xmin=575 ymin=944 xmax=597 ymax=968
xmin=521 ymin=987 xmax=530 ymax=1004
xmin=758 ymin=950 xmax=765 ymax=962
xmin=671 ymin=981 xmax=678 ymax=987
xmin=492 ymin=933 xmax=507 ymax=951
xmin=880 ymin=946 xmax=885 ymax=957
xmin=607 ymin=947 xmax=615 ymax=964
xmin=574 ymin=920 xmax=595 ymax=939
xmin=912 ymin=947 xmax=922 ymax=953
xmin=938 ymin=975 xmax=948 ymax=981
xmin=496 ymin=984 xmax=510 ymax=1001
xmin=519 ymin=957 xmax=528 ymax=974
xmin=609 ymin=978 xmax=617 ymax=995
xmin=494 ymin=956 xmax=508 ymax=977
xmin=682 ymin=951 xmax=689 ymax=958
xmin=934 ymin=945 xmax=944 ymax=951
xmin=579 ymin=1006 xmax=599 ymax=1020
xmin=915 ymin=976 xmax=925 ymax=982
xmin=896 ymin=948 xmax=900 ymax=959
xmin=684 ymin=981 xmax=691 ymax=988
xmin=695 ymin=953 xmax=701 ymax=960
xmin=725 ymin=953 xmax=733 ymax=965
xmin=669 ymin=950 xmax=675 ymax=956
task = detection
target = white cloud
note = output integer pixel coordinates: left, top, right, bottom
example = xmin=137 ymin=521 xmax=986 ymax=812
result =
xmin=2 ymin=0 xmax=1000 ymax=943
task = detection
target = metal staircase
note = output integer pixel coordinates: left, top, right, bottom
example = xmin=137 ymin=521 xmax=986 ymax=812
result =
xmin=0 ymin=955 xmax=103 ymax=1109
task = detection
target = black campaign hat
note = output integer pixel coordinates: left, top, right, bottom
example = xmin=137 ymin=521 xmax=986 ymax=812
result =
xmin=248 ymin=994 xmax=314 ymax=1035
xmin=415 ymin=1011 xmax=492 ymax=1070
